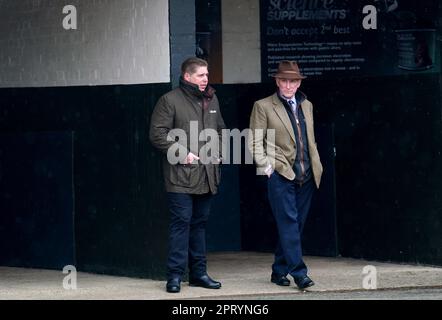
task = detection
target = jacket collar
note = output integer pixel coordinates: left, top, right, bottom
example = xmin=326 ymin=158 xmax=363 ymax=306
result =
xmin=272 ymin=93 xmax=295 ymax=143
xmin=179 ymin=77 xmax=215 ymax=100
xmin=271 ymin=90 xmax=308 ymax=143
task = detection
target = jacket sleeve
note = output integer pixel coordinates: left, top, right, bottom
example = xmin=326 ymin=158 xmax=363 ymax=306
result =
xmin=149 ymin=95 xmax=188 ymax=163
xmin=248 ymin=101 xmax=272 ymax=171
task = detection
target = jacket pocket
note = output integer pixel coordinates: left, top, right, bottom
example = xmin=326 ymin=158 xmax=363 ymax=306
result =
xmin=169 ymin=164 xmax=198 ymax=188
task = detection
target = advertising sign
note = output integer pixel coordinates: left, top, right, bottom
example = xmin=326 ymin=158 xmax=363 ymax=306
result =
xmin=260 ymin=0 xmax=439 ymax=80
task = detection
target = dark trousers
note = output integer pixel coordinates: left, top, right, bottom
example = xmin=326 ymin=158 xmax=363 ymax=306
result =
xmin=166 ymin=192 xmax=212 ymax=280
xmin=267 ymin=172 xmax=315 ymax=279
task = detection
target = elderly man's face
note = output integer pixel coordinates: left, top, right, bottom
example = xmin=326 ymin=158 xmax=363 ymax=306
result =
xmin=276 ymin=78 xmax=301 ymax=99
xmin=184 ymin=66 xmax=209 ymax=92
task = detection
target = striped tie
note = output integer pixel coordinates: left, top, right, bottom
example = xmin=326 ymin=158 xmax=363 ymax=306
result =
xmin=288 ymin=100 xmax=299 ymax=124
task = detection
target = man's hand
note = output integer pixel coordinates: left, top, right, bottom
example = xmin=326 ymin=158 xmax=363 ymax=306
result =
xmin=213 ymin=157 xmax=222 ymax=164
xmin=264 ymin=164 xmax=274 ymax=178
xmin=185 ymin=152 xmax=200 ymax=164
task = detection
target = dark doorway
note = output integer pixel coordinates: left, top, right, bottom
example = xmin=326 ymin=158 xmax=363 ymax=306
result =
xmin=195 ymin=0 xmax=223 ymax=83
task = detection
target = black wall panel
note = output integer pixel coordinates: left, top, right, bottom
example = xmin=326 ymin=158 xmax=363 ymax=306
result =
xmin=304 ymin=74 xmax=442 ymax=265
xmin=0 ymin=132 xmax=75 ymax=269
xmin=0 ymin=84 xmax=171 ymax=279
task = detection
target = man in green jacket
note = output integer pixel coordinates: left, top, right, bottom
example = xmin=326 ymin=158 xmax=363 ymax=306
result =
xmin=149 ymin=57 xmax=226 ymax=293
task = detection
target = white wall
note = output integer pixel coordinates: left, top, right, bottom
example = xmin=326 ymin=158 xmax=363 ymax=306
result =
xmin=0 ymin=0 xmax=170 ymax=88
xmin=222 ymin=0 xmax=261 ymax=84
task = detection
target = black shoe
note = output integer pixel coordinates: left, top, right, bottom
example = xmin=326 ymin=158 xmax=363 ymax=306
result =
xmin=270 ymin=273 xmax=290 ymax=286
xmin=189 ymin=274 xmax=221 ymax=289
xmin=294 ymin=275 xmax=315 ymax=290
xmin=166 ymin=278 xmax=181 ymax=293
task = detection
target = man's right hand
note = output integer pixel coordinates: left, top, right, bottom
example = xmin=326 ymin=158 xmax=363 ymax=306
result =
xmin=185 ymin=152 xmax=200 ymax=164
xmin=264 ymin=164 xmax=274 ymax=178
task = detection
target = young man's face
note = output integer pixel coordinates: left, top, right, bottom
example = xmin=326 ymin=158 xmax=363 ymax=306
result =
xmin=184 ymin=66 xmax=209 ymax=92
xmin=276 ymin=77 xmax=301 ymax=99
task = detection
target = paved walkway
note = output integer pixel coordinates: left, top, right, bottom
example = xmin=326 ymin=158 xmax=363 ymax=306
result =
xmin=1 ymin=252 xmax=442 ymax=299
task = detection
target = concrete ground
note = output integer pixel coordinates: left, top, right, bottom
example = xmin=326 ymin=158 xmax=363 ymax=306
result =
xmin=1 ymin=252 xmax=442 ymax=300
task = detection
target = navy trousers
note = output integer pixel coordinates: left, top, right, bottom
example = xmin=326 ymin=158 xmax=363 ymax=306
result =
xmin=166 ymin=192 xmax=212 ymax=280
xmin=267 ymin=172 xmax=315 ymax=279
